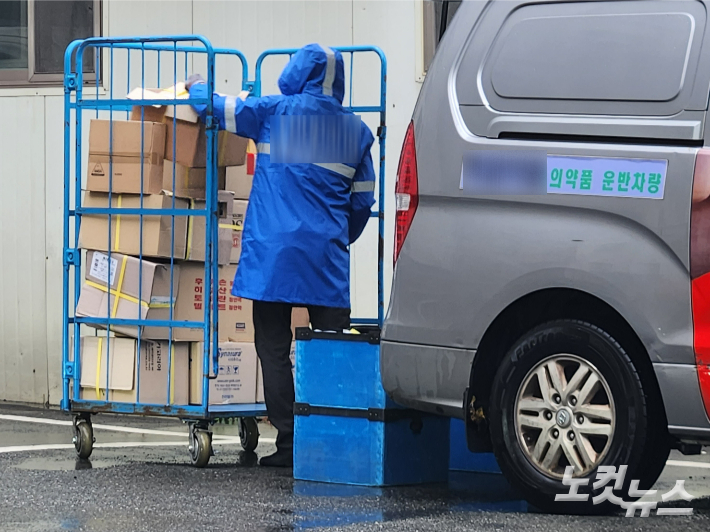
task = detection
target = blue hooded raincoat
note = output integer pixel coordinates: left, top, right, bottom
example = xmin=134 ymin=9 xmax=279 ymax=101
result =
xmin=189 ymin=44 xmax=376 ymax=308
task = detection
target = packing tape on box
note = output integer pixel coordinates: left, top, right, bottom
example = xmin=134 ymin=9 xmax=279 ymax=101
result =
xmin=186 ymin=199 xmax=242 ymax=259
xmin=86 ymin=256 xmax=146 ymax=310
xmin=86 ymin=254 xmax=171 ymax=313
xmin=219 ymin=223 xmax=241 ymax=230
xmin=111 ymin=194 xmax=167 ymax=256
xmin=113 ymin=254 xmax=128 ymax=317
xmin=85 ymin=281 xmax=172 ymax=310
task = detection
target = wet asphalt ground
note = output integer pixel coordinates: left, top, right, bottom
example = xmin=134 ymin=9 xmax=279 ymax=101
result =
xmin=1 ymin=403 xmax=709 ymax=531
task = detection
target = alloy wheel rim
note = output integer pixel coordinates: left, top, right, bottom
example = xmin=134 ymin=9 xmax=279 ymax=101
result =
xmin=514 ymin=354 xmax=616 ymax=479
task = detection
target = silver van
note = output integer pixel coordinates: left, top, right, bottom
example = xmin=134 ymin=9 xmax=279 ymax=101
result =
xmin=382 ymin=0 xmax=710 ymax=513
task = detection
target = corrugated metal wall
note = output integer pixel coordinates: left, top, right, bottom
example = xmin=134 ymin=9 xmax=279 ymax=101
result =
xmin=0 ymin=0 xmax=418 ymax=405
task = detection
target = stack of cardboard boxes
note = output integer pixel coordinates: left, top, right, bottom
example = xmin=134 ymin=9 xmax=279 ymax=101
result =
xmin=75 ymin=87 xmax=309 ymax=406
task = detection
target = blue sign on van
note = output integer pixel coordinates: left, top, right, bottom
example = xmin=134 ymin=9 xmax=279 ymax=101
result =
xmin=547 ymin=155 xmax=667 ymax=199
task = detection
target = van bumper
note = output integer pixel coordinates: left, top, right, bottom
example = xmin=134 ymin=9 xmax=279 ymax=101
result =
xmin=654 ymin=363 xmax=710 ymax=444
xmin=380 ymin=340 xmax=475 ymax=418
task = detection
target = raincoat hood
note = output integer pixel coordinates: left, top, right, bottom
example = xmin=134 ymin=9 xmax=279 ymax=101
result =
xmin=278 ymin=43 xmax=345 ymax=103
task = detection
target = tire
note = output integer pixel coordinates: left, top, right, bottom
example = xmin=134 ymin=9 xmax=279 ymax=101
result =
xmin=239 ymin=418 xmax=259 ymax=452
xmin=189 ymin=430 xmax=212 ymax=468
xmin=635 ymin=405 xmax=671 ymax=490
xmin=488 ymin=320 xmax=648 ymax=514
xmin=74 ymin=421 xmax=94 ymax=460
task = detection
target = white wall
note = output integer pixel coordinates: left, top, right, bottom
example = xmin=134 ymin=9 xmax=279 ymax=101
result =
xmin=0 ymin=96 xmax=49 ymax=404
xmin=0 ymin=0 xmax=421 ymax=405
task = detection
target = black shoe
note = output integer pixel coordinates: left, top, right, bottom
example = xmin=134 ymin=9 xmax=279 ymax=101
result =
xmin=259 ymin=449 xmax=293 ymax=468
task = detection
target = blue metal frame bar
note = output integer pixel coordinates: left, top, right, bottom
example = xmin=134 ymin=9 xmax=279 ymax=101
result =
xmin=69 ymin=400 xmax=268 ymax=419
xmin=253 ymin=46 xmax=387 ymax=326
xmin=76 ymin=207 xmax=200 ymax=216
xmin=74 ymin=318 xmax=205 ymax=328
xmin=74 ymin=98 xmax=206 ymax=108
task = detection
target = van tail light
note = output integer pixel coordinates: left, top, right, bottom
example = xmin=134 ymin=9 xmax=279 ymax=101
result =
xmin=690 ymin=148 xmax=710 ymax=418
xmin=394 ymin=121 xmax=419 ymax=264
xmin=691 ymin=278 xmax=710 ymax=417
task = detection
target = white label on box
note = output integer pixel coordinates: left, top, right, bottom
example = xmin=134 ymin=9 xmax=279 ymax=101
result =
xmin=90 ymin=252 xmax=118 ymax=285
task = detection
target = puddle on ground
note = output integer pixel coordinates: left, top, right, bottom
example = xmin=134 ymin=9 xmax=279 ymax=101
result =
xmin=236 ymin=450 xmax=259 ymax=467
xmin=289 ymin=471 xmax=528 ymax=529
xmin=13 ymin=457 xmax=113 ymax=471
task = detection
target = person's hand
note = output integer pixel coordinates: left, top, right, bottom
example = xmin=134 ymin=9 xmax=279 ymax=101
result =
xmin=186 ymin=74 xmax=206 ymax=90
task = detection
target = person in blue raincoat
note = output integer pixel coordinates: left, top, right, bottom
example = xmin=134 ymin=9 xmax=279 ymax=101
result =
xmin=187 ymin=44 xmax=376 ymax=467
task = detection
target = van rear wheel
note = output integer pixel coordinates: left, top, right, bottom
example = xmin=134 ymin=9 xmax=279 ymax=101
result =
xmin=489 ymin=320 xmax=652 ymax=514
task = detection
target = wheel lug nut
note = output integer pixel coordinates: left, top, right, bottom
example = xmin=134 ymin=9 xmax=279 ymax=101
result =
xmin=553 ymin=394 xmax=561 ymax=404
xmin=568 ymin=431 xmax=575 ymax=441
xmin=552 ymin=429 xmax=559 ymax=438
xmin=545 ymin=411 xmax=553 ymax=421
xmin=576 ymin=415 xmax=584 ymax=424
xmin=569 ymin=396 xmax=577 ymax=406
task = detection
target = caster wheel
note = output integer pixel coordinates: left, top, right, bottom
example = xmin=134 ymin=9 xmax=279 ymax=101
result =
xmin=73 ymin=421 xmax=94 ymax=460
xmin=189 ymin=430 xmax=212 ymax=468
xmin=239 ymin=418 xmax=259 ymax=452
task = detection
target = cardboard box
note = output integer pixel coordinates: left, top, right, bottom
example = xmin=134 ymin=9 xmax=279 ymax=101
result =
xmin=164 ymin=101 xmax=248 ymax=168
xmin=292 ymin=307 xmax=310 ymax=336
xmin=256 ymin=358 xmax=264 ymax=403
xmin=77 ymin=336 xmax=136 ymax=402
xmin=189 ymin=342 xmax=258 ymax=405
xmin=130 ymin=105 xmax=167 ymax=124
xmin=255 ymin=343 xmax=296 ymax=403
xmin=225 ymin=163 xmax=253 ymax=200
xmin=75 ymin=251 xmax=180 ymax=340
xmin=128 ymin=84 xmax=249 ymax=168
xmin=127 ymin=83 xmax=189 ymax=126
xmin=79 ymin=191 xmax=189 ymax=259
xmin=229 ymin=200 xmax=248 ymax=263
xmin=186 ymin=191 xmax=234 ymax=265
xmin=173 ymin=263 xmax=254 ymax=342
xmin=86 ymin=119 xmax=166 ymax=195
xmin=78 ymin=336 xmax=189 ymax=404
xmin=162 ymin=162 xmax=227 ymax=200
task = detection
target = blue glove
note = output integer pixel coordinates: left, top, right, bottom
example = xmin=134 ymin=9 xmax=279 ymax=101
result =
xmin=186 ymin=74 xmax=205 ymax=90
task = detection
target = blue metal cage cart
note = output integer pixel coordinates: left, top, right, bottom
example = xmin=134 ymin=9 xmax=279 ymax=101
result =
xmin=61 ymin=35 xmax=386 ymax=467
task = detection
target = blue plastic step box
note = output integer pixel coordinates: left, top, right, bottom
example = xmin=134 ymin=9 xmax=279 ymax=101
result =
xmin=293 ymin=327 xmax=450 ymax=486
xmin=449 ymin=418 xmax=501 ymax=474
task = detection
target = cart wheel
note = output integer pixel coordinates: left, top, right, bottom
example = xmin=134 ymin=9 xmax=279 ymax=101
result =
xmin=239 ymin=418 xmax=259 ymax=452
xmin=189 ymin=430 xmax=212 ymax=468
xmin=73 ymin=421 xmax=94 ymax=460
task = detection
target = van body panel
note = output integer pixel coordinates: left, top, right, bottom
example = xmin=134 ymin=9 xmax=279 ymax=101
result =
xmin=461 ymin=106 xmax=706 ymax=142
xmin=379 ymin=340 xmax=474 ymax=419
xmin=383 ymin=0 xmax=710 ymax=443
xmin=456 ymin=0 xmax=710 ymax=115
xmin=384 ymin=194 xmax=695 ymax=365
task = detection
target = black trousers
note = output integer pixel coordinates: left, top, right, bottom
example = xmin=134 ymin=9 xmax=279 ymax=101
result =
xmin=253 ymin=300 xmax=350 ymax=453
